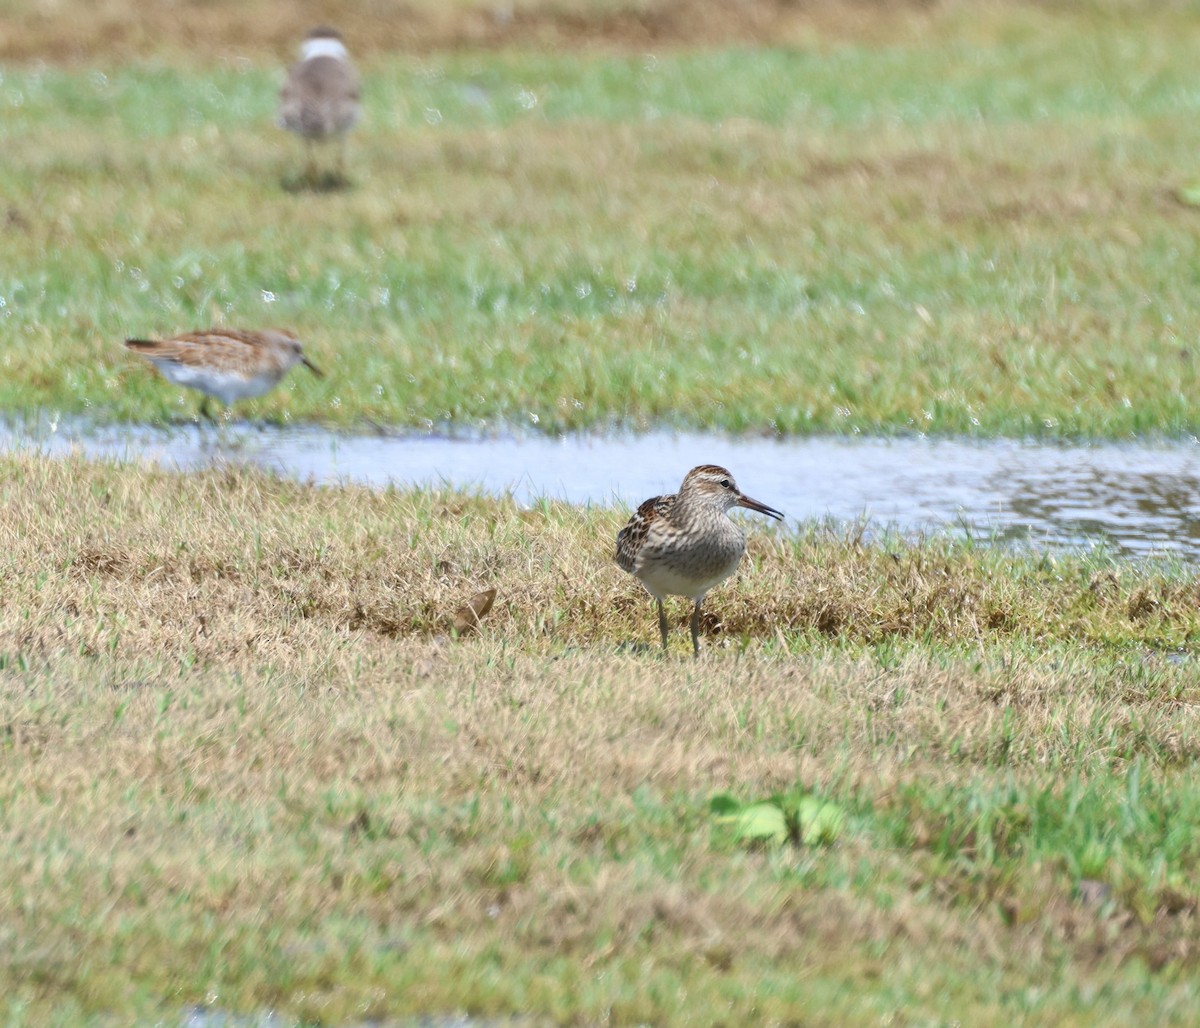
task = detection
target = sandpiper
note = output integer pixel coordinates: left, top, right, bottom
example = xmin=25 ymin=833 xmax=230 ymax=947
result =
xmin=615 ymin=465 xmax=784 ymax=657
xmin=124 ymin=328 xmax=323 ymax=422
xmin=278 ymin=26 xmax=362 ymax=183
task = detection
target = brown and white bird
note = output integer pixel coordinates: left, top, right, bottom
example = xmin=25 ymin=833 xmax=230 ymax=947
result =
xmin=124 ymin=328 xmax=323 ymax=422
xmin=278 ymin=26 xmax=361 ymax=183
xmin=615 ymin=465 xmax=784 ymax=656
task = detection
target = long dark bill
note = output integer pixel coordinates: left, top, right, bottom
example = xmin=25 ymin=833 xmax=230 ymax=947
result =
xmin=737 ymin=494 xmax=784 ymax=521
xmin=301 ymin=356 xmax=325 ymax=378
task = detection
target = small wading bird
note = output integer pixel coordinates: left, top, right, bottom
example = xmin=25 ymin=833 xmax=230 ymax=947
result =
xmin=615 ymin=465 xmax=784 ymax=656
xmin=278 ymin=26 xmax=362 ymax=185
xmin=124 ymin=329 xmax=323 ymax=422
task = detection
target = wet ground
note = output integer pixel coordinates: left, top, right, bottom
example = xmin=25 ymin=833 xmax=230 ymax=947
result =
xmin=7 ymin=417 xmax=1200 ymax=560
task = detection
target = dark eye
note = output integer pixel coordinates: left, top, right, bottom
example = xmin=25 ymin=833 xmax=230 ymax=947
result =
xmin=720 ymin=479 xmax=731 ymax=489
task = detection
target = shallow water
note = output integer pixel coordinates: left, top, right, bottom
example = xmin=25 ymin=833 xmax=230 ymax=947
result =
xmin=7 ymin=417 xmax=1200 ymax=560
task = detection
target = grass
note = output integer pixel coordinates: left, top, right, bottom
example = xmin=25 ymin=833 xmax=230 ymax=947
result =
xmin=3 ymin=451 xmax=1200 ymax=1022
xmin=5 ymin=2 xmax=1200 ymax=433
xmin=8 ymin=1 xmax=1200 ymax=1022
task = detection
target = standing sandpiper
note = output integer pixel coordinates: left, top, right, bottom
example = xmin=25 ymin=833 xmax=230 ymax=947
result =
xmin=124 ymin=328 xmax=323 ymax=422
xmin=278 ymin=26 xmax=362 ymax=185
xmin=615 ymin=465 xmax=784 ymax=657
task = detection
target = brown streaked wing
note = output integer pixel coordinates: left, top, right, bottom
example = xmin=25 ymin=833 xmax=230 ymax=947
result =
xmin=172 ymin=329 xmax=277 ymax=349
xmin=124 ymin=331 xmax=268 ymax=371
xmin=614 ymin=493 xmax=676 ymax=572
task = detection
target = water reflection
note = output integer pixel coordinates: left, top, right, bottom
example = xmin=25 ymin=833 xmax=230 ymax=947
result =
xmin=6 ymin=417 xmax=1200 ymax=560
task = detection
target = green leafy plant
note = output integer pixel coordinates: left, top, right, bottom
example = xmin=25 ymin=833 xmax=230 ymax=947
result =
xmin=710 ymin=789 xmax=845 ymax=848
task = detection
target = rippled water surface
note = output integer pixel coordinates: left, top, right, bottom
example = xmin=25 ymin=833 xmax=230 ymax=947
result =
xmin=7 ymin=418 xmax=1200 ymax=560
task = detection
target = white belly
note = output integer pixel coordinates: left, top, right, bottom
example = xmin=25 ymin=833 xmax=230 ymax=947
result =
xmin=152 ymin=361 xmax=282 ymax=404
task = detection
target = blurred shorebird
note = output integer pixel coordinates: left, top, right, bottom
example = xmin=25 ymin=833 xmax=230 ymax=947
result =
xmin=124 ymin=328 xmax=323 ymax=422
xmin=615 ymin=465 xmax=784 ymax=657
xmin=278 ymin=26 xmax=361 ymax=185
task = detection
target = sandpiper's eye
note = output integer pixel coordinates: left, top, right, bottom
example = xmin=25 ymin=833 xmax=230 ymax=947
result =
xmin=719 ymin=478 xmax=731 ymax=489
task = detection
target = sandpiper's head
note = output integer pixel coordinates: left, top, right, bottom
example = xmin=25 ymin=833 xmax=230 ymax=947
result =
xmin=679 ymin=465 xmax=784 ymax=520
xmin=300 ymin=26 xmax=349 ymax=61
xmin=270 ymin=329 xmax=324 ymax=377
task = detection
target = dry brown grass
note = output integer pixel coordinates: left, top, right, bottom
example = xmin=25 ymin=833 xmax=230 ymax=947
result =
xmin=0 ymin=0 xmax=963 ymax=63
xmin=4 ymin=450 xmax=1200 ymax=662
xmin=3 ymin=449 xmax=1199 ymax=658
xmin=2 ymin=452 xmax=1200 ymax=1021
xmin=5 ymin=0 xmax=1188 ymax=67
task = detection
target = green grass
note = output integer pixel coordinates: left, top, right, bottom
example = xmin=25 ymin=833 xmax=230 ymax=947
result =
xmin=3 ymin=452 xmax=1200 ymax=1022
xmin=7 ymin=7 xmax=1200 ymax=433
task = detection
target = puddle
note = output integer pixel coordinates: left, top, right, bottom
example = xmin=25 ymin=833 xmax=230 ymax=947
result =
xmin=6 ymin=417 xmax=1200 ymax=560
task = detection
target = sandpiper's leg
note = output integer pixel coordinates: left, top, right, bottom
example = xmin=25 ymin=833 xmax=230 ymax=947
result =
xmin=657 ymin=599 xmax=669 ymax=652
xmin=337 ymin=136 xmax=348 ymax=181
xmin=305 ymin=139 xmax=317 ymax=182
xmin=690 ymin=601 xmax=703 ymax=658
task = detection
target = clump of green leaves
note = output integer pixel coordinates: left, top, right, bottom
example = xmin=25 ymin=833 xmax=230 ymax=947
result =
xmin=710 ymin=789 xmax=845 ymax=848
